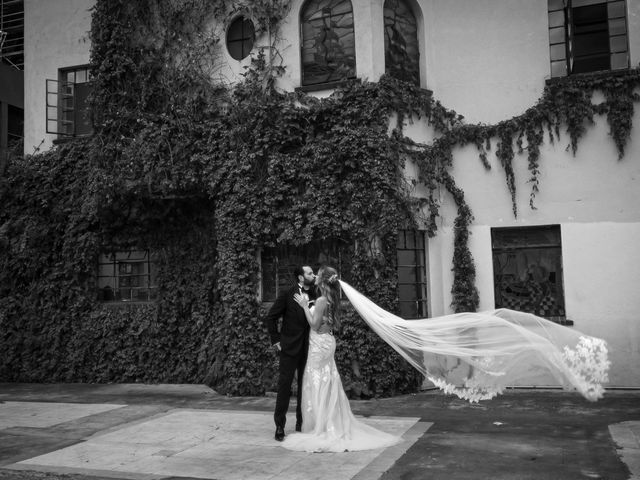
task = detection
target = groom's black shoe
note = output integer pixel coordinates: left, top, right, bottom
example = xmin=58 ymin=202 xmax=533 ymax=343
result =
xmin=275 ymin=426 xmax=285 ymax=441
xmin=295 ymin=422 xmax=302 ymax=432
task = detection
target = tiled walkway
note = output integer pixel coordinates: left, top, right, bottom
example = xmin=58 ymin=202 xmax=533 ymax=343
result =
xmin=0 ymin=401 xmax=125 ymax=429
xmin=609 ymin=421 xmax=640 ymax=480
xmin=3 ymin=403 xmax=428 ymax=480
xmin=1 ymin=385 xmax=639 ymax=480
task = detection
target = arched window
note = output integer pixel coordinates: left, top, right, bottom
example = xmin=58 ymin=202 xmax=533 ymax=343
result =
xmin=384 ymin=0 xmax=420 ymax=85
xmin=300 ymin=0 xmax=356 ymax=86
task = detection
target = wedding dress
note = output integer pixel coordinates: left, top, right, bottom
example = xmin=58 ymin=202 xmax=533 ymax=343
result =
xmin=280 ymin=307 xmax=402 ymax=453
xmin=281 ymin=282 xmax=610 ymax=452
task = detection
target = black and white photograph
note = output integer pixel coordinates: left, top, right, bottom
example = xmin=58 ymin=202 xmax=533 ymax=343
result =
xmin=0 ymin=0 xmax=639 ymax=479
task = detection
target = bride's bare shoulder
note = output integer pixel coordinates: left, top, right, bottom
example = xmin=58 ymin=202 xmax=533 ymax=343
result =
xmin=315 ymin=296 xmax=328 ymax=306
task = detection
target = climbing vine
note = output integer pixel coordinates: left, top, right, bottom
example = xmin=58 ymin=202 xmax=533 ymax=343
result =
xmin=1 ymin=0 xmax=639 ymax=396
xmin=423 ymin=69 xmax=640 ymax=217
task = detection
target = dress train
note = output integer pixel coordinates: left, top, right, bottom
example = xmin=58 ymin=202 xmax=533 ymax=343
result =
xmin=280 ymin=329 xmax=401 ymax=452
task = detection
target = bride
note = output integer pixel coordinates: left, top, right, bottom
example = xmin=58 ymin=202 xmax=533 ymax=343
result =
xmin=281 ymin=265 xmax=610 ymax=453
xmin=281 ymin=266 xmax=401 ymax=452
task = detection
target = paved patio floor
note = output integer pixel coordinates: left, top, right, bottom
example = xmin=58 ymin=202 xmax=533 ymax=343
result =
xmin=0 ymin=384 xmax=638 ymax=480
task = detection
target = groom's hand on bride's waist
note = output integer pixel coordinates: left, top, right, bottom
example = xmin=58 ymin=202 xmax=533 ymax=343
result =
xmin=272 ymin=342 xmax=281 ymax=352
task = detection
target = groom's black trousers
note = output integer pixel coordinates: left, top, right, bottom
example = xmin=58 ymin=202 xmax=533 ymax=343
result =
xmin=274 ymin=350 xmax=307 ymax=429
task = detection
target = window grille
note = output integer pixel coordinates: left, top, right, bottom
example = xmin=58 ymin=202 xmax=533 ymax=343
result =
xmin=46 ymin=66 xmax=93 ymax=137
xmin=261 ymin=232 xmax=428 ymax=319
xmin=396 ymin=230 xmax=428 ymax=318
xmin=261 ymin=240 xmax=346 ymax=302
xmin=226 ymin=16 xmax=254 ymax=61
xmin=0 ymin=0 xmax=24 ymax=70
xmin=548 ymin=0 xmax=629 ymax=77
xmin=492 ymin=225 xmax=570 ymax=324
xmin=97 ymin=250 xmax=158 ymax=303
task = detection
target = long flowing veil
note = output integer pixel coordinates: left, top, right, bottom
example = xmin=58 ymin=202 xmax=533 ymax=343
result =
xmin=339 ymin=281 xmax=610 ymax=402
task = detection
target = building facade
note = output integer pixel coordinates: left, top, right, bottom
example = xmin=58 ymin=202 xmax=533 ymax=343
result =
xmin=0 ymin=0 xmax=23 ymax=168
xmin=22 ymin=0 xmax=640 ymax=387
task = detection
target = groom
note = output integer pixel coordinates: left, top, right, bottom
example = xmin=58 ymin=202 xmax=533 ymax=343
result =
xmin=264 ymin=265 xmax=316 ymax=441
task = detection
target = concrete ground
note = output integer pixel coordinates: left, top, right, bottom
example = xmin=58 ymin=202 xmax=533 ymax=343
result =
xmin=0 ymin=383 xmax=638 ymax=480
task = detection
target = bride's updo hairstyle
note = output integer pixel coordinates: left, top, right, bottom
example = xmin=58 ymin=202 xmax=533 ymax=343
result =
xmin=316 ymin=266 xmax=341 ymax=331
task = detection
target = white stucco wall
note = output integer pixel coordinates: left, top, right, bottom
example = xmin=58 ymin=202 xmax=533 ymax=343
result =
xmin=562 ymin=223 xmax=640 ymax=386
xmin=427 ymin=110 xmax=640 ymax=386
xmin=421 ymin=0 xmax=551 ymax=123
xmin=23 ymin=0 xmax=94 ymax=155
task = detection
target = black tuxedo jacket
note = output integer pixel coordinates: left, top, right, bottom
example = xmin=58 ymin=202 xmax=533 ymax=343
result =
xmin=264 ymin=284 xmax=316 ymax=357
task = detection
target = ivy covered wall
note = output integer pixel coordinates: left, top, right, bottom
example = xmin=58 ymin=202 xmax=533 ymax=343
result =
xmin=2 ymin=0 xmax=640 ymax=393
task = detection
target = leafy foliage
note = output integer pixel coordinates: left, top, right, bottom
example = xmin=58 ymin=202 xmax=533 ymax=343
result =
xmin=424 ymin=70 xmax=640 ymax=216
xmin=2 ymin=0 xmax=639 ymax=395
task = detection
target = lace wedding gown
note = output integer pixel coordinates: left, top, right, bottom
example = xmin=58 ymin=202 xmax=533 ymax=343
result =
xmin=281 ymin=282 xmax=610 ymax=452
xmin=281 ymin=309 xmax=402 ymax=453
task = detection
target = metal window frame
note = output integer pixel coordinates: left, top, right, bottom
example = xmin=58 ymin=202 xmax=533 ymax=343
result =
xmin=568 ymin=2 xmax=610 ymax=72
xmin=260 ymin=244 xmax=345 ymax=303
xmin=491 ymin=225 xmax=567 ymax=322
xmin=396 ymin=229 xmax=428 ymax=319
xmin=226 ymin=16 xmax=255 ymax=60
xmin=46 ymin=65 xmax=93 ymax=137
xmin=0 ymin=0 xmax=24 ymax=70
xmin=299 ymin=0 xmax=357 ymax=87
xmin=548 ymin=0 xmax=630 ymax=77
xmin=97 ymin=250 xmax=158 ymax=303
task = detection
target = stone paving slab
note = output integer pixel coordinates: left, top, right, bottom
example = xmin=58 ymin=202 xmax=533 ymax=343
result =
xmin=0 ymin=402 xmax=126 ymax=429
xmin=1 ymin=386 xmax=640 ymax=480
xmin=6 ymin=407 xmax=429 ymax=480
xmin=609 ymin=421 xmax=640 ymax=480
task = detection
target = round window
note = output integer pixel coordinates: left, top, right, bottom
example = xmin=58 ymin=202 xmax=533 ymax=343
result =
xmin=227 ymin=16 xmax=255 ymax=61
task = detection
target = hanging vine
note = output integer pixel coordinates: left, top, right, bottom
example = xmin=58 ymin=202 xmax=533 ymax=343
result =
xmin=423 ymin=70 xmax=640 ymax=218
